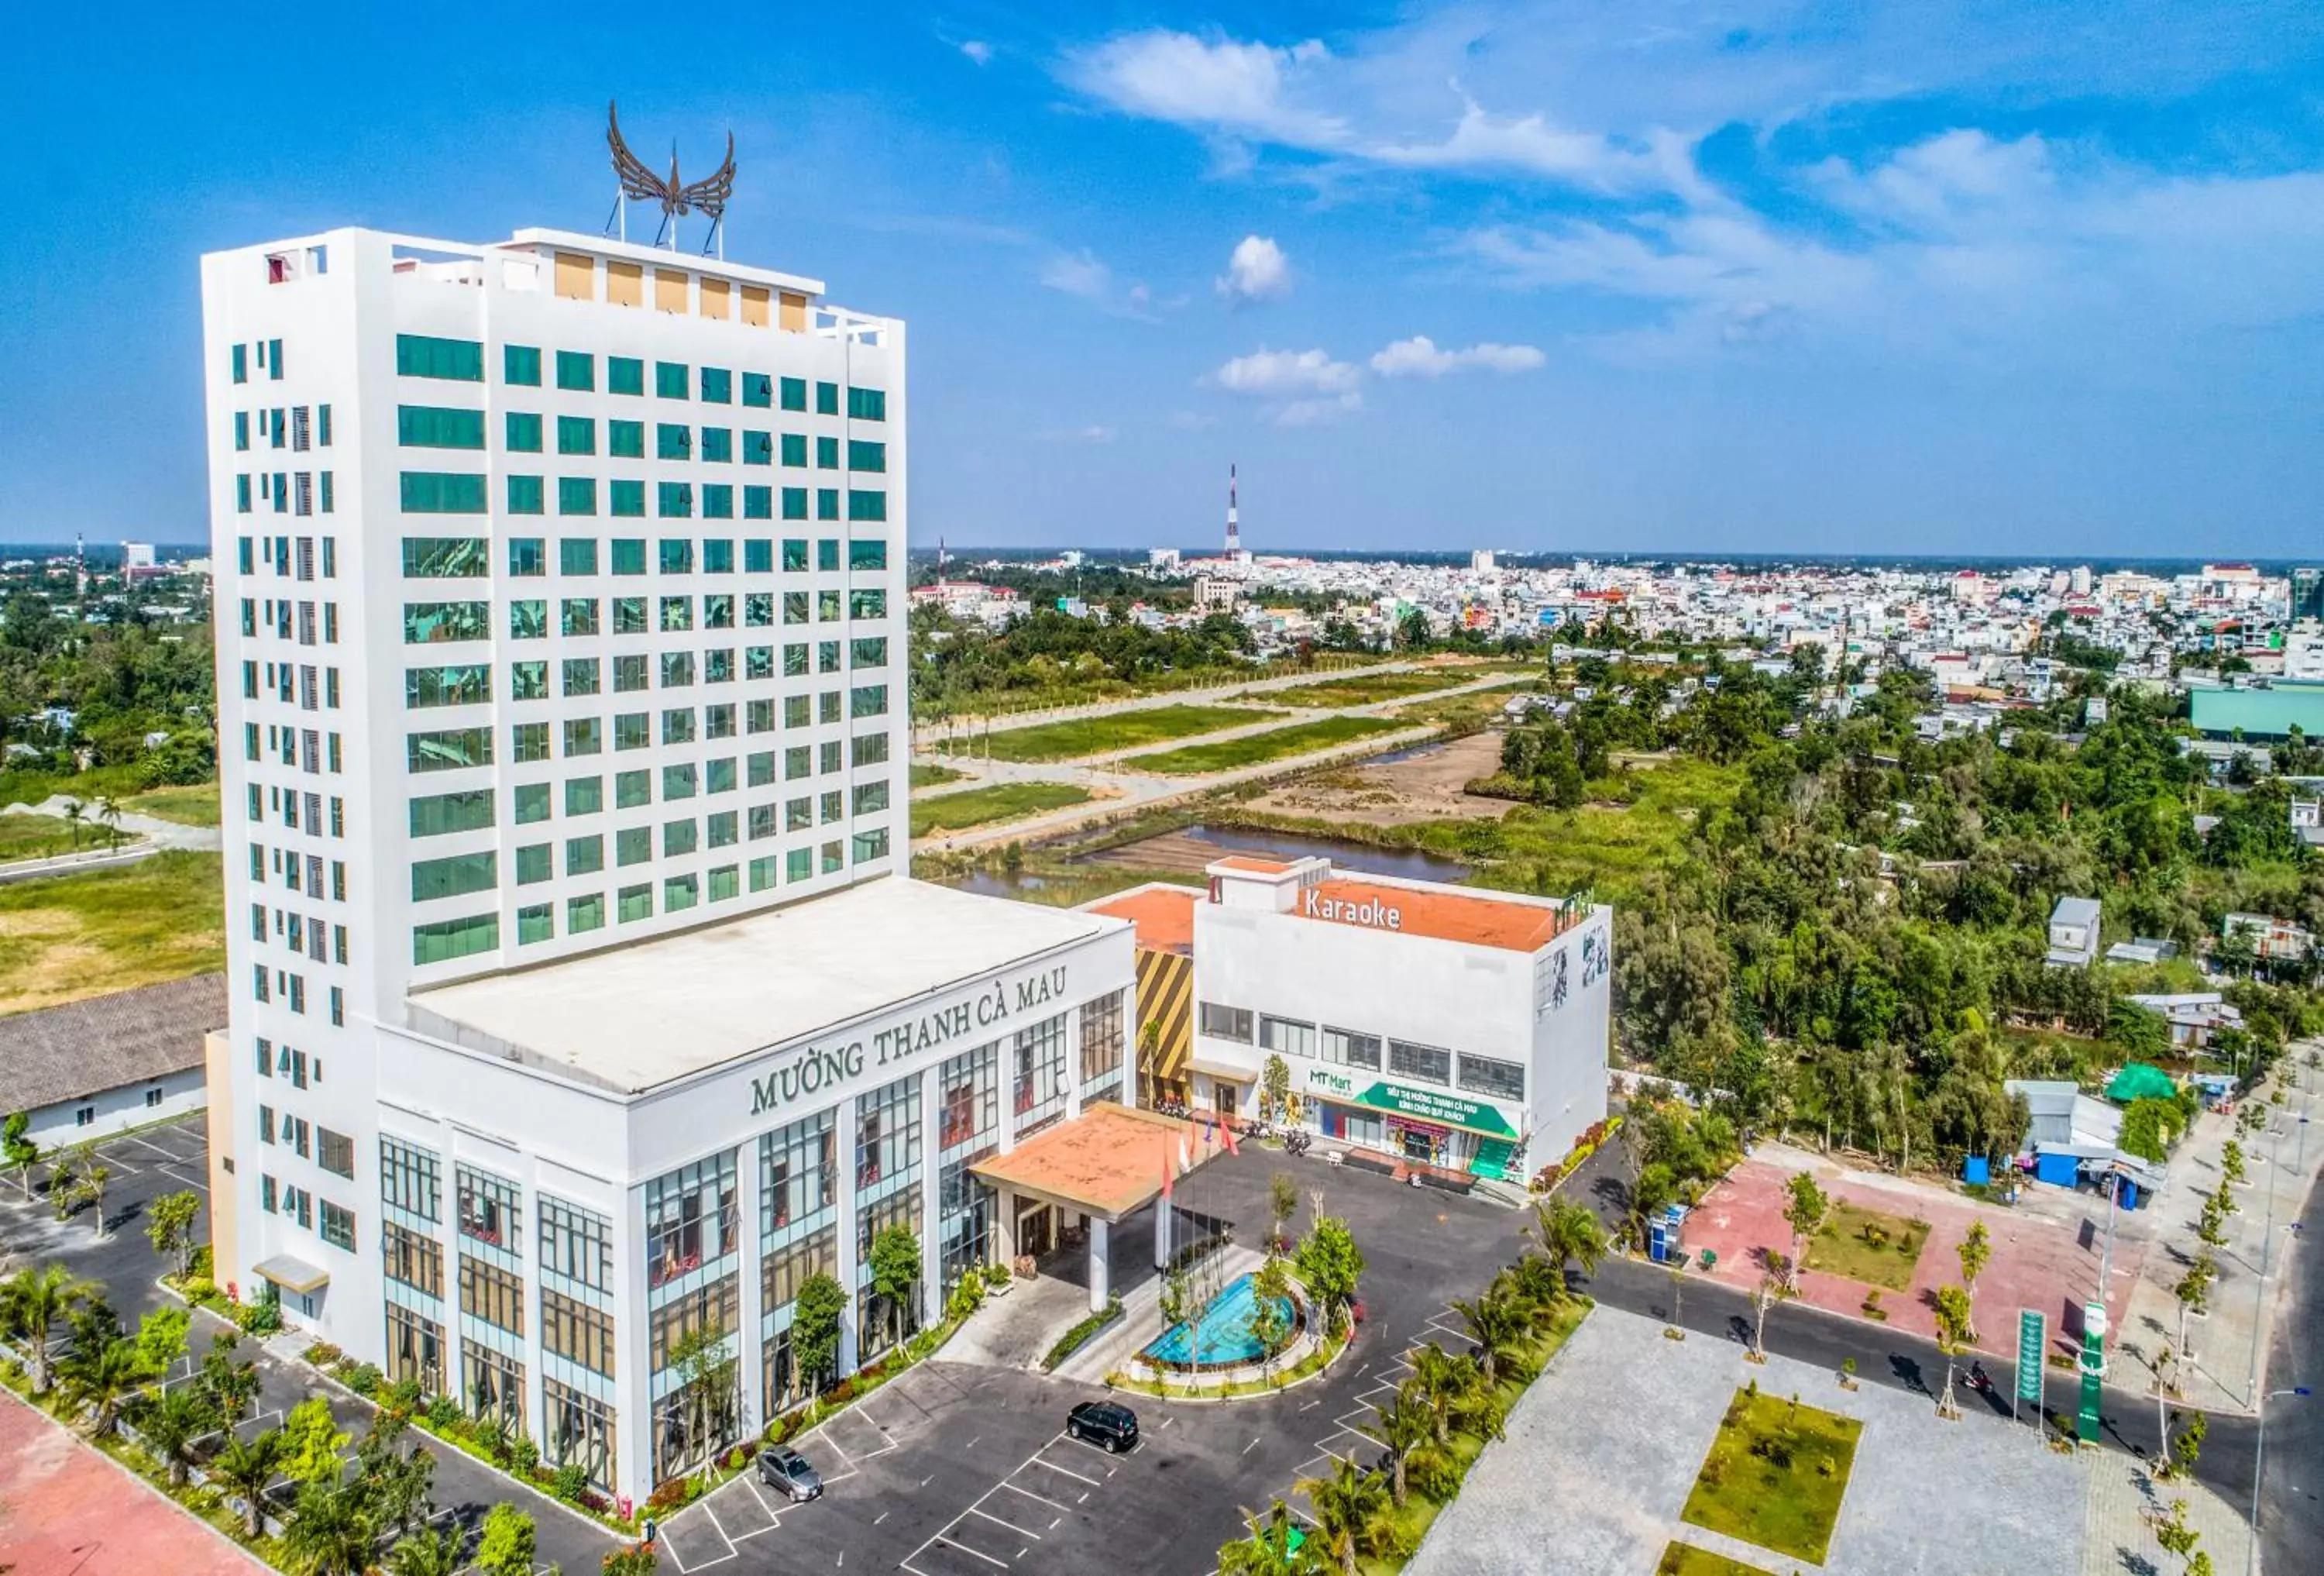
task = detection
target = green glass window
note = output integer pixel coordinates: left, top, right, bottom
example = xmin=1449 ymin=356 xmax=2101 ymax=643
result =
xmin=234 ymin=411 xmax=249 ymax=451
xmin=743 ymin=373 xmax=772 ymax=408
xmin=700 ymin=428 xmax=733 ymax=463
xmin=782 ymin=643 xmax=809 ymax=677
xmin=564 ymin=600 xmax=603 ymax=640
xmin=703 ymin=484 xmax=734 ymax=520
xmin=614 ymin=653 xmax=648 ymax=692
xmin=709 ymin=865 xmax=740 ymax=901
xmin=399 ymin=405 xmax=486 ymax=449
xmin=655 ymin=361 xmax=689 ymax=399
xmin=847 ymin=440 xmax=885 ymax=473
xmin=400 ymin=472 xmax=488 ymax=514
xmin=616 ymin=827 xmax=651 ymax=866
xmin=510 ymin=599 xmax=548 ymax=638
xmin=411 ymin=852 xmax=497 ymax=902
xmin=745 ymin=593 xmax=774 ymax=628
xmin=744 ymin=487 xmax=772 ymax=521
xmin=851 ymin=588 xmax=887 ymax=619
xmin=744 ymin=539 xmax=774 ymax=573
xmin=663 ymin=764 xmax=698 ymax=802
xmin=847 ymin=490 xmax=886 ymax=523
xmin=662 ymin=707 xmax=696 ymax=745
xmin=847 ymin=386 xmax=886 ymax=422
xmin=517 ymin=903 xmax=553 ymax=945
xmin=851 ymin=637 xmax=888 ymax=666
xmin=563 ymin=717 xmax=603 ymax=757
xmin=515 ymin=845 xmax=552 ymax=885
xmin=569 ymin=893 xmax=606 ymax=933
xmin=618 ymin=884 xmax=652 ymax=923
xmin=567 ymin=834 xmax=605 ymax=874
xmin=816 ymin=435 xmax=840 ymax=470
xmin=566 ymin=776 xmax=603 ymax=817
xmin=514 ymin=783 xmax=552 ymax=824
xmin=555 ymin=350 xmax=595 ymax=391
xmin=781 ymin=488 xmax=809 ymax=521
xmin=396 ymin=335 xmax=484 ymax=381
xmin=505 ymin=345 xmax=542 ymax=387
xmin=408 ymin=789 xmax=494 ymax=838
xmin=232 ymin=343 xmax=247 ymax=383
xmin=558 ymin=477 xmax=598 ymax=516
xmin=512 ymin=722 xmax=552 ymax=763
xmin=613 ymin=597 xmax=647 ymax=634
xmin=507 ymin=538 xmax=546 ymax=576
xmin=815 ymin=381 xmax=840 ymax=415
xmin=564 ymin=656 xmax=600 ymax=695
xmin=658 ymin=482 xmax=693 ymax=519
xmin=816 ymin=489 xmax=840 ymax=521
xmin=657 ymin=423 xmax=692 ymax=461
xmin=610 ymin=539 xmax=647 ymax=576
xmin=661 ymin=597 xmax=693 ymax=632
xmin=782 ymin=539 xmax=810 ymax=573
xmin=506 ymin=411 xmax=543 ymax=452
xmin=849 ymin=539 xmax=887 ymax=571
xmin=819 ymin=590 xmax=843 ymax=622
xmin=406 ymin=665 xmax=491 ymax=707
xmin=665 ymin=873 xmax=699 ymax=912
xmin=816 ymin=539 xmax=840 ymax=573
xmin=781 ymin=433 xmax=808 ymax=468
xmin=659 ymin=539 xmax=694 ymax=575
xmin=610 ymin=480 xmax=646 ymax=518
xmin=403 ymin=601 xmax=489 ymax=644
xmin=609 ymin=420 xmax=645 ymax=459
xmin=779 ymin=376 xmax=807 ymax=412
xmin=510 ymin=660 xmax=549 ymax=701
xmin=407 ymin=728 xmax=493 ymax=773
xmin=557 ymin=415 xmax=596 ymax=456
xmin=614 ymin=714 xmax=650 ymax=751
xmin=851 ymin=684 xmax=889 ymax=719
xmin=561 ymin=538 xmax=598 ymax=575
xmin=399 ymin=536 xmax=490 ymax=577
xmin=744 ymin=431 xmax=773 ymax=466
xmin=661 ymin=651 xmax=696 ymax=687
xmin=507 ymin=475 xmax=545 ymax=515
xmin=706 ymin=758 xmax=738 ymax=795
xmin=413 ymin=914 xmax=498 ymax=965
xmin=608 ymin=356 xmax=645 ymax=397
xmin=700 ymin=539 xmax=734 ymax=574
xmin=700 ymin=366 xmax=732 ymax=404
xmin=783 ymin=591 xmax=810 ymax=626
xmin=615 ymin=769 xmax=651 ymax=808
xmin=748 ymin=752 xmax=777 ymax=787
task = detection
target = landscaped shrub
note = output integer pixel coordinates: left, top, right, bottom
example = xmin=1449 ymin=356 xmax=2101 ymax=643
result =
xmin=553 ymin=1463 xmax=590 ymax=1502
xmin=386 ymin=1378 xmax=424 ymax=1414
xmin=303 ymin=1341 xmax=343 ymax=1366
xmin=346 ymin=1363 xmax=383 ymax=1397
xmin=426 ymin=1395 xmax=464 ymax=1430
xmin=646 ymin=1477 xmax=693 ymax=1515
xmin=510 ymin=1436 xmax=539 ymax=1475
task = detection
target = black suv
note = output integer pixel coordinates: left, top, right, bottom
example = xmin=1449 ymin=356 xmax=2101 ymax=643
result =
xmin=1066 ymin=1400 xmax=1140 ymax=1453
xmin=756 ymin=1444 xmax=823 ymax=1501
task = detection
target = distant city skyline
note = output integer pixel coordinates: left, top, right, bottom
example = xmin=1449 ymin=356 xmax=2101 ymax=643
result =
xmin=2 ymin=2 xmax=2319 ymax=552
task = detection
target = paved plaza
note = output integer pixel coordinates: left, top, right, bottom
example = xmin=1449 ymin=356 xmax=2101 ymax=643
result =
xmin=1410 ymin=1305 xmax=2085 ymax=1576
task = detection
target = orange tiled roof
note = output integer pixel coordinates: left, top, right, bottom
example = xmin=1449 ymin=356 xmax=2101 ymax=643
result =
xmin=1212 ymin=855 xmax=1293 ymax=874
xmin=1088 ymin=886 xmax=1197 ymax=955
xmin=970 ymin=1104 xmax=1223 ymax=1220
xmin=1294 ymin=877 xmax=1570 ymax=954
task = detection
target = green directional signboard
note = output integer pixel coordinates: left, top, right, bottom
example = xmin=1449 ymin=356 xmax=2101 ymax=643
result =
xmin=2077 ymin=1300 xmax=2106 ymax=1445
xmin=1303 ymin=1066 xmax=1518 ymax=1136
xmin=2016 ymin=1309 xmax=2046 ymax=1414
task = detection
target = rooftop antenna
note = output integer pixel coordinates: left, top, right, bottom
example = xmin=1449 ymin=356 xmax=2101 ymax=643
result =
xmin=605 ymin=102 xmax=737 ymax=258
xmin=1226 ymin=463 xmax=1240 ymax=556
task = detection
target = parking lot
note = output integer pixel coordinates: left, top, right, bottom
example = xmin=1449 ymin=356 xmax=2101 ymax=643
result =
xmin=656 ymin=1151 xmax=1532 ymax=1575
xmin=0 ymin=1113 xmax=215 ymax=1321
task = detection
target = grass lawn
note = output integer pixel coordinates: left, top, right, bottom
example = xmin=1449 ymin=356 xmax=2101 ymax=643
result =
xmin=124 ymin=783 xmax=221 ymax=825
xmin=1807 ymin=1199 xmax=1933 ymax=1292
xmin=1266 ymin=670 xmax=1473 ymax=708
xmin=960 ymin=704 xmax=1282 ymax=764
xmin=910 ymin=763 xmax=966 ymax=790
xmin=1656 ymin=1543 xmax=1775 ymax=1576
xmin=0 ymin=816 xmax=91 ymax=864
xmin=0 ymin=851 xmax=225 ymax=1017
xmin=1125 ymin=715 xmax=1411 ymax=776
xmin=910 ymin=783 xmax=1092 ymax=839
xmin=1680 ymin=1386 xmax=1861 ymax=1565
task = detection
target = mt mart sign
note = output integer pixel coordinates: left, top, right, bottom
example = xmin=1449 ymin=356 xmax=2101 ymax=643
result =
xmin=1303 ymin=1065 xmax=1517 ymax=1137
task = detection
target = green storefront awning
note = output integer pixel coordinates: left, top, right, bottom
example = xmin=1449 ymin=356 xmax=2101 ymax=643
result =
xmin=1301 ymin=1065 xmax=1517 ymax=1137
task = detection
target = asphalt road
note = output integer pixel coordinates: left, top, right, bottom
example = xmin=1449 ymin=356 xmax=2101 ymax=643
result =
xmin=2251 ymin=1152 xmax=2322 ymax=1574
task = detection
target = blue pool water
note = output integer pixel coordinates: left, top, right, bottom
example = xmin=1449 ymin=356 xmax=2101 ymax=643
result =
xmin=1142 ymin=1273 xmax=1298 ymax=1368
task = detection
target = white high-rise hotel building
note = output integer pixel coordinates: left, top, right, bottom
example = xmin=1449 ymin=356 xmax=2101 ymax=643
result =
xmin=202 ymin=228 xmax=1136 ymax=1503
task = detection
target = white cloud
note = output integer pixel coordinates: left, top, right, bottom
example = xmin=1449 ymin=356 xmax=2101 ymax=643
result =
xmin=1216 ymin=235 xmax=1292 ymax=303
xmin=1068 ymin=30 xmax=1346 ymax=147
xmin=959 ymin=40 xmax=993 ymax=66
xmin=1038 ymin=249 xmax=1110 ymax=300
xmin=1276 ymin=393 xmax=1363 ymax=427
xmin=1212 ymin=346 xmax=1361 ymax=397
xmin=1369 ymin=336 xmax=1545 ymax=377
xmin=1078 ymin=425 xmax=1116 ymax=443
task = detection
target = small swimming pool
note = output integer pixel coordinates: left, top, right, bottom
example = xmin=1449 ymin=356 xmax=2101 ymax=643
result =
xmin=1142 ymin=1273 xmax=1301 ymax=1370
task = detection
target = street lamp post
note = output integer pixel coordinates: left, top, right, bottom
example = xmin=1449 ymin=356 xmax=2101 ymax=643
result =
xmin=2248 ymin=1385 xmax=2310 ymax=1576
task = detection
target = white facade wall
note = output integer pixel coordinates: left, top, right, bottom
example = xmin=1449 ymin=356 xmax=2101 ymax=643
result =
xmin=22 ymin=1066 xmax=206 ymax=1149
xmin=201 ymin=226 xmax=910 ymax=1475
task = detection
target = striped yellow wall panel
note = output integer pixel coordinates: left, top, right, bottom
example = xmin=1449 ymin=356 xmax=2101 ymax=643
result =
xmin=1133 ymin=948 xmax=1193 ymax=1097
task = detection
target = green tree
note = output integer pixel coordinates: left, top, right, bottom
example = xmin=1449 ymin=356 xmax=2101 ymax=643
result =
xmin=200 ymin=1340 xmax=262 ymax=1424
xmin=1750 ymin=1251 xmax=1794 ymax=1361
xmin=1292 ymin=1215 xmax=1365 ymax=1334
xmin=385 ymin=1525 xmax=468 ymax=1576
xmin=868 ymin=1222 xmax=923 ymax=1351
xmin=1533 ymin=1196 xmax=1606 ymax=1294
xmin=1934 ymin=1284 xmax=1976 ymax=1419
xmin=1217 ymin=1499 xmax=1322 ymax=1576
xmin=280 ymin=1395 xmax=352 ymax=1486
xmin=145 ymin=1189 xmax=203 ymax=1278
xmin=129 ymin=1382 xmax=216 ymax=1487
xmin=58 ymin=1331 xmax=145 ymax=1437
xmin=664 ymin=1325 xmax=739 ymax=1485
xmin=280 ymin=1474 xmax=378 ymax=1576
xmin=0 ymin=1264 xmax=89 ymax=1394
xmin=1248 ymin=1256 xmax=1295 ymax=1371
xmin=354 ymin=1410 xmax=435 ymax=1540
xmin=1783 ymin=1172 xmax=1830 ymax=1289
xmin=1450 ymin=1278 xmax=1532 ymax=1388
xmin=1957 ymin=1220 xmax=1992 ymax=1338
xmin=0 ymin=1112 xmax=37 ymax=1198
xmin=213 ymin=1429 xmax=285 ymax=1538
xmin=132 ymin=1304 xmax=191 ymax=1378
xmin=2221 ymin=1140 xmax=2246 ymax=1185
xmin=1268 ymin=1172 xmax=1299 ymax=1251
xmin=1360 ymin=1385 xmax=1437 ymax=1508
xmin=2173 ymin=1253 xmax=2215 ymax=1366
xmin=473 ymin=1504 xmax=537 ymax=1576
xmin=1298 ymin=1453 xmax=1393 ymax=1576
xmin=1628 ymin=1162 xmax=1677 ymax=1251
xmin=1260 ymin=1054 xmax=1291 ymax=1124
xmin=792 ymin=1271 xmax=847 ymax=1394
xmin=1408 ymin=1342 xmax=1475 ymax=1448
xmin=2170 ymin=1409 xmax=2208 ymax=1481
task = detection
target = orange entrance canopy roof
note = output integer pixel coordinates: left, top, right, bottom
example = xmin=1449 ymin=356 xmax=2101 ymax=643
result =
xmin=970 ymin=1103 xmax=1226 ymax=1221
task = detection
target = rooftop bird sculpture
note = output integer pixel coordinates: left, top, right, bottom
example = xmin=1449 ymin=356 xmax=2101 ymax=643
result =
xmin=606 ymin=101 xmax=736 ymax=253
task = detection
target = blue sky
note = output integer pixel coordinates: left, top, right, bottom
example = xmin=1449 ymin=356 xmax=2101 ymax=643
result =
xmin=2 ymin=2 xmax=2320 ymax=554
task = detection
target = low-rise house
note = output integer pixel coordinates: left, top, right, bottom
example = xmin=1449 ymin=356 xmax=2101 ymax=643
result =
xmin=2123 ymin=992 xmax=2242 ymax=1050
xmin=2223 ymin=912 xmax=2316 ymax=963
xmin=0 ymin=973 xmax=225 ymax=1146
xmin=2047 ymin=896 xmax=2102 ymax=969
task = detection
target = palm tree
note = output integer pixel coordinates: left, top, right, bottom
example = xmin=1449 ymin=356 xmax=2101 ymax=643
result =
xmin=60 ymin=798 xmax=85 ymax=852
xmin=92 ymin=795 xmax=123 ymax=852
xmin=1 ymin=1265 xmax=90 ymax=1395
xmin=1360 ymin=1387 xmax=1436 ymax=1508
xmin=1408 ymin=1343 xmax=1473 ymax=1448
xmin=201 ymin=1345 xmax=262 ymax=1425
xmin=130 ymin=1384 xmax=217 ymax=1486
xmin=59 ymin=1333 xmax=146 ymax=1437
xmin=280 ymin=1474 xmax=380 ymax=1576
xmin=1450 ymin=1279 xmax=1532 ymax=1388
xmin=1533 ymin=1196 xmax=1606 ymax=1292
xmin=212 ymin=1429 xmax=285 ymax=1539
xmin=385 ymin=1524 xmax=467 ymax=1576
xmin=1298 ymin=1454 xmax=1391 ymax=1576
xmin=1217 ymin=1499 xmax=1320 ymax=1576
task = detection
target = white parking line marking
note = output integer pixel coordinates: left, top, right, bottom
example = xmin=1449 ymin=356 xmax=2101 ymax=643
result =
xmin=875 ymin=1510 xmax=889 ymax=1525
xmin=1000 ymin=1481 xmax=1074 ymax=1514
xmin=968 ymin=1505 xmax=1042 ymax=1540
xmin=932 ymin=1534 xmax=1006 ymax=1568
xmin=1023 ymin=1454 xmax=1099 ymax=1486
xmin=1243 ymin=1438 xmax=1260 ymax=1454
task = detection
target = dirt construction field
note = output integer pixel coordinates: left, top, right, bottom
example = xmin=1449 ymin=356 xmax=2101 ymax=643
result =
xmin=1245 ymin=730 xmax=1511 ymax=825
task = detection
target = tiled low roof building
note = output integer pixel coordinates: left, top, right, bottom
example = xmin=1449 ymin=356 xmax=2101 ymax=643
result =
xmin=0 ymin=972 xmax=225 ymax=1144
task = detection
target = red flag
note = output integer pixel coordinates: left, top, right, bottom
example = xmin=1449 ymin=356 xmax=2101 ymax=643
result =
xmin=1219 ymin=1115 xmax=1239 ymax=1157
